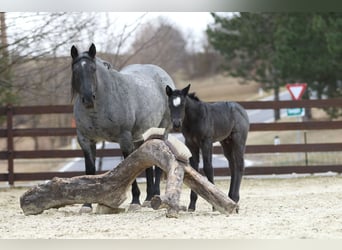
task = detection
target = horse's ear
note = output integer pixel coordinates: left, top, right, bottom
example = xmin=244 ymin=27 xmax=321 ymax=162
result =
xmin=182 ymin=84 xmax=191 ymax=96
xmin=166 ymin=85 xmax=173 ymax=97
xmin=88 ymin=43 xmax=96 ymax=58
xmin=71 ymin=45 xmax=78 ymax=59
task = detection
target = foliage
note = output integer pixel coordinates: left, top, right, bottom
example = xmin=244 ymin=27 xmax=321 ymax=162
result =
xmin=129 ymin=17 xmax=187 ymax=74
xmin=0 ymin=12 xmax=16 ymax=107
xmin=207 ymin=13 xmax=281 ymax=86
xmin=207 ymin=12 xmax=342 ymax=119
xmin=274 ymin=13 xmax=342 ymax=118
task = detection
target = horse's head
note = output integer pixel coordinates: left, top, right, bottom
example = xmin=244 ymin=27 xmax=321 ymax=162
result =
xmin=71 ymin=43 xmax=97 ymax=109
xmin=166 ymin=84 xmax=191 ymax=132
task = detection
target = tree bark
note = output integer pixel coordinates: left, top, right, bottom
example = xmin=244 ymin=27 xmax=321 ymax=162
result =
xmin=20 ymin=139 xmax=237 ymax=217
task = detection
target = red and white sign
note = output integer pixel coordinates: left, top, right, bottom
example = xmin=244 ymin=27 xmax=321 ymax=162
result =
xmin=286 ymin=83 xmax=307 ymax=100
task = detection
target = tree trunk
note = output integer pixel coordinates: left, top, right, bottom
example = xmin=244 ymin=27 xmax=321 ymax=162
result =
xmin=20 ymin=139 xmax=237 ymax=218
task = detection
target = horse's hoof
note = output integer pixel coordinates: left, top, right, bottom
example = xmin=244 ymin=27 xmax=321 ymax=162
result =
xmin=96 ymin=204 xmax=125 ymax=214
xmin=235 ymin=204 xmax=239 ymax=214
xmin=128 ymin=203 xmax=141 ymax=212
xmin=142 ymin=200 xmax=152 ymax=208
xmin=187 ymin=208 xmax=195 ymax=212
xmin=79 ymin=206 xmax=92 ymax=214
xmin=166 ymin=211 xmax=179 ymax=218
xmin=179 ymin=205 xmax=187 ymax=211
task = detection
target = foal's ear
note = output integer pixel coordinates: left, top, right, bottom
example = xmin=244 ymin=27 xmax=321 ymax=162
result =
xmin=88 ymin=43 xmax=96 ymax=58
xmin=182 ymin=84 xmax=191 ymax=96
xmin=166 ymin=85 xmax=173 ymax=97
xmin=71 ymin=45 xmax=78 ymax=59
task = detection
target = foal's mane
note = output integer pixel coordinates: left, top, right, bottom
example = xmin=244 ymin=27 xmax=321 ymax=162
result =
xmin=188 ymin=92 xmax=201 ymax=102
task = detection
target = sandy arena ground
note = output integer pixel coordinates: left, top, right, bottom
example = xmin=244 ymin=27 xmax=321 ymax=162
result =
xmin=0 ymin=175 xmax=342 ymax=239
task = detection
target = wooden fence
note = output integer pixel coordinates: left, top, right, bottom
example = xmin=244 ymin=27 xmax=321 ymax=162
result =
xmin=1 ymin=99 xmax=342 ymax=185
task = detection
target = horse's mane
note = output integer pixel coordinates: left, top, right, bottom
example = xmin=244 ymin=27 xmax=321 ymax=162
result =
xmin=188 ymin=92 xmax=201 ymax=102
xmin=71 ymin=74 xmax=77 ymax=103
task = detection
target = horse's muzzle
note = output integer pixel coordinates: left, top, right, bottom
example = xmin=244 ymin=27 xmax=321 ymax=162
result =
xmin=172 ymin=119 xmax=182 ymax=132
xmin=82 ymin=96 xmax=94 ymax=109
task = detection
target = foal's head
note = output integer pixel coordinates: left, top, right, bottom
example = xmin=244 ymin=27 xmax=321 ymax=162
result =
xmin=166 ymin=84 xmax=191 ymax=131
xmin=71 ymin=43 xmax=97 ymax=109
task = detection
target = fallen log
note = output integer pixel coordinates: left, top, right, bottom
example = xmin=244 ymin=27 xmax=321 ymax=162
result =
xmin=20 ymin=138 xmax=237 ymax=217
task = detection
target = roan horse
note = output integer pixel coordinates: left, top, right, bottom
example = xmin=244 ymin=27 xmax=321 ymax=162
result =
xmin=166 ymin=84 xmax=249 ymax=211
xmin=71 ymin=43 xmax=175 ymax=212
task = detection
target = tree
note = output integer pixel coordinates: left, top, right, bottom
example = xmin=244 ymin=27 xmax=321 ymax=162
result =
xmin=274 ymin=13 xmax=342 ymax=118
xmin=184 ymin=33 xmax=224 ymax=79
xmin=2 ymin=13 xmax=101 ymax=106
xmin=1 ymin=12 xmax=191 ymax=150
xmin=207 ymin=12 xmax=342 ymax=120
xmin=0 ymin=12 xmax=107 ymax=151
xmin=129 ymin=17 xmax=187 ymax=74
xmin=0 ymin=12 xmax=15 ymax=106
xmin=207 ymin=12 xmax=283 ymax=120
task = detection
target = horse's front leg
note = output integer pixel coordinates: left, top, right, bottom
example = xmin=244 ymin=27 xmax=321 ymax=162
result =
xmin=201 ymin=139 xmax=216 ymax=211
xmin=78 ymin=135 xmax=96 ymax=213
xmin=143 ymin=167 xmax=154 ymax=206
xmin=132 ymin=139 xmax=160 ymax=207
xmin=119 ymin=131 xmax=142 ymax=211
xmin=201 ymin=139 xmax=214 ymax=184
xmin=153 ymin=167 xmax=162 ymax=196
xmin=143 ymin=166 xmax=162 ymax=207
xmin=186 ymin=140 xmax=200 ymax=212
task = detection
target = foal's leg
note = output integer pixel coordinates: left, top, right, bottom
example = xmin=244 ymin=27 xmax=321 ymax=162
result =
xmin=186 ymin=141 xmax=200 ymax=211
xmin=221 ymin=136 xmax=245 ymax=203
xmin=201 ymin=140 xmax=216 ymax=211
xmin=201 ymin=140 xmax=214 ymax=184
xmin=78 ymin=136 xmax=96 ymax=213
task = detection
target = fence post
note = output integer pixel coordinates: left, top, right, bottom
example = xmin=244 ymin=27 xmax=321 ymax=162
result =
xmin=6 ymin=104 xmax=14 ymax=185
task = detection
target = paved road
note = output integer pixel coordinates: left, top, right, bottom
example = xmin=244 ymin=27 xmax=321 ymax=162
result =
xmin=60 ymin=91 xmax=291 ymax=173
xmin=247 ymin=90 xmax=291 ymax=123
xmin=61 ymin=134 xmax=251 ymax=172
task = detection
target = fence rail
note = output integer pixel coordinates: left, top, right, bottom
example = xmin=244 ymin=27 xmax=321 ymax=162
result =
xmin=1 ymin=99 xmax=342 ymax=185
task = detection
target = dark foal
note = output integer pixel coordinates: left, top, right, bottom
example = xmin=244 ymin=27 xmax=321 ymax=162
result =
xmin=166 ymin=84 xmax=249 ymax=211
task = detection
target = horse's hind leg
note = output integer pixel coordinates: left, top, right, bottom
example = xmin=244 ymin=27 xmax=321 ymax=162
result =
xmin=221 ymin=135 xmax=246 ymax=204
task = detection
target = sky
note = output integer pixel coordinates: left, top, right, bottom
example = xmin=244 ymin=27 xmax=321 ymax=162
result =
xmin=142 ymin=12 xmax=214 ymax=37
xmin=6 ymin=12 xmax=218 ymax=54
xmin=111 ymin=12 xmax=216 ymax=51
